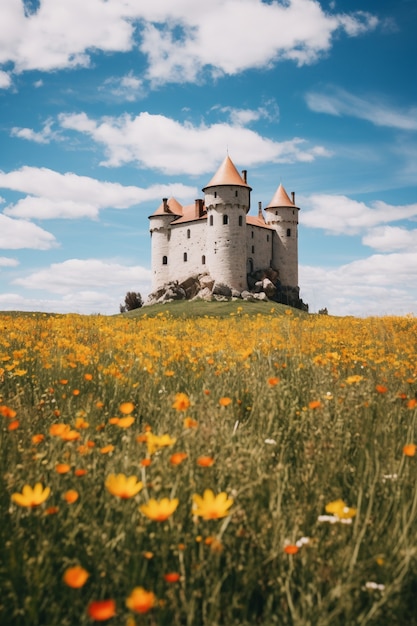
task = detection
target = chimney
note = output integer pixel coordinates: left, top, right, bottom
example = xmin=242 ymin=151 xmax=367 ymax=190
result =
xmin=195 ymin=198 xmax=204 ymax=218
xmin=242 ymin=169 xmax=247 ymax=184
xmin=258 ymin=201 xmax=262 ymax=217
xmin=162 ymin=198 xmax=168 ymax=212
xmin=291 ymin=192 xmax=295 ymax=204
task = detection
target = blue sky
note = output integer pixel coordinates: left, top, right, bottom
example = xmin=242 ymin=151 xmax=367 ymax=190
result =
xmin=0 ymin=0 xmax=416 ymax=316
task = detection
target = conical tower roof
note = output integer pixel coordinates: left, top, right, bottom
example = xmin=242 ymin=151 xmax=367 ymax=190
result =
xmin=266 ymin=183 xmax=295 ymax=208
xmin=150 ymin=197 xmax=183 ymax=217
xmin=203 ymin=155 xmax=251 ymax=190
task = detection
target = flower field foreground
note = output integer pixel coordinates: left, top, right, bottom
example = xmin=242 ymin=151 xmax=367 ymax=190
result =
xmin=0 ymin=309 xmax=416 ymax=626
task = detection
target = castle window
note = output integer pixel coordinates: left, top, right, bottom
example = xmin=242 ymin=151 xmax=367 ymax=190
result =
xmin=223 ymin=214 xmax=228 ymax=225
xmin=162 ymin=256 xmax=168 ymax=265
xmin=267 ymin=235 xmax=269 ymax=242
xmin=235 ymin=190 xmax=238 ymax=197
xmin=251 ymin=245 xmax=255 ymax=253
xmin=209 ymin=215 xmax=213 ymax=226
xmin=239 ymin=215 xmax=243 ymax=226
xmin=183 ymin=252 xmax=187 ymax=262
xmin=251 ymin=231 xmax=254 ymax=239
xmin=287 ymin=228 xmax=291 ymax=237
xmin=275 ymin=211 xmax=278 ymax=216
xmin=202 ymin=255 xmax=206 ymax=265
xmin=214 ymin=192 xmax=217 ymax=198
xmin=187 ymin=229 xmax=191 ymax=239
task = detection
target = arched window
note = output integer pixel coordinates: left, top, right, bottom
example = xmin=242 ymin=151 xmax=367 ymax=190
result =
xmin=162 ymin=256 xmax=168 ymax=265
xmin=209 ymin=215 xmax=213 ymax=226
xmin=287 ymin=228 xmax=291 ymax=237
xmin=187 ymin=229 xmax=191 ymax=239
xmin=183 ymin=252 xmax=187 ymax=262
xmin=223 ymin=214 xmax=228 ymax=225
xmin=202 ymin=255 xmax=206 ymax=265
xmin=239 ymin=215 xmax=243 ymax=226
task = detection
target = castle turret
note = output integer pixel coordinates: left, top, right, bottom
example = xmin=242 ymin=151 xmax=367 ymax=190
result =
xmin=264 ymin=183 xmax=299 ymax=288
xmin=202 ymin=156 xmax=251 ymax=291
xmin=148 ymin=197 xmax=182 ymax=290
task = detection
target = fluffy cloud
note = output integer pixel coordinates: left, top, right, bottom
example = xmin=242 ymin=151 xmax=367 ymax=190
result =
xmin=0 ymin=167 xmax=197 ymax=219
xmin=0 ymin=70 xmax=12 ymax=88
xmin=300 ymin=251 xmax=417 ymax=316
xmin=100 ymin=72 xmax=145 ymax=102
xmin=59 ymin=111 xmax=331 ymax=175
xmin=0 ymin=1 xmax=378 ymax=83
xmin=301 ymin=194 xmax=417 ymax=235
xmin=306 ymin=86 xmax=417 ymax=131
xmin=0 ymin=256 xmax=19 ymax=267
xmin=10 ymin=258 xmax=152 ymax=314
xmin=0 ymin=213 xmax=56 ymax=249
xmin=362 ymin=226 xmax=417 ymax=252
xmin=11 ymin=119 xmax=60 ymax=144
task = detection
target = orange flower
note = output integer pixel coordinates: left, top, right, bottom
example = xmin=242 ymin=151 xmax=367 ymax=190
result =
xmin=87 ymin=599 xmax=116 ymax=621
xmin=55 ymin=463 xmax=71 ymax=474
xmin=376 ymin=385 xmax=388 ymax=394
xmin=45 ymin=506 xmax=59 ymax=515
xmin=172 ymin=392 xmax=190 ymax=411
xmin=126 ymin=587 xmax=156 ymax=614
xmin=267 ymin=377 xmax=280 ymax=386
xmin=407 ymin=399 xmax=417 ymax=409
xmin=100 ymin=445 xmax=114 ymax=455
xmin=219 ymin=397 xmax=232 ymax=407
xmin=403 ymin=443 xmax=416 ymax=457
xmin=119 ymin=401 xmax=135 ymax=415
xmin=183 ymin=417 xmax=198 ymax=428
xmin=105 ymin=474 xmax=143 ymax=499
xmin=72 ymin=389 xmax=80 ymax=396
xmin=0 ymin=405 xmax=17 ymax=419
xmin=8 ymin=420 xmax=19 ymax=431
xmin=63 ymin=565 xmax=89 ymax=588
xmin=59 ymin=379 xmax=68 ymax=385
xmin=284 ymin=544 xmax=299 ymax=555
xmin=74 ymin=468 xmax=87 ymax=477
xmin=170 ymin=452 xmax=188 ymax=466
xmin=75 ymin=417 xmax=89 ymax=429
xmin=140 ymin=458 xmax=151 ymax=467
xmin=32 ymin=434 xmax=45 ymax=445
xmin=64 ymin=490 xmax=79 ymax=504
xmin=61 ymin=429 xmax=80 ymax=442
xmin=164 ymin=572 xmax=180 ymax=583
xmin=109 ymin=417 xmax=120 ymax=425
xmin=196 ymin=456 xmax=215 ymax=467
xmin=308 ymin=400 xmax=322 ymax=410
xmin=84 ymin=373 xmax=93 ymax=381
xmin=117 ymin=416 xmax=135 ymax=429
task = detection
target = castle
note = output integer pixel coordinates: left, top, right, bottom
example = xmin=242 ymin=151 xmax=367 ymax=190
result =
xmin=149 ymin=155 xmax=303 ymax=307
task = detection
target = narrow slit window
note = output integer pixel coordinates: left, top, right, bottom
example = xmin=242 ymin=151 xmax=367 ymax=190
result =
xmin=183 ymin=252 xmax=187 ymax=262
xmin=187 ymin=229 xmax=191 ymax=239
xmin=287 ymin=228 xmax=291 ymax=237
xmin=223 ymin=214 xmax=228 ymax=225
xmin=239 ymin=215 xmax=243 ymax=226
xmin=209 ymin=215 xmax=213 ymax=226
xmin=202 ymin=255 xmax=206 ymax=265
xmin=162 ymin=256 xmax=168 ymax=265
xmin=251 ymin=245 xmax=255 ymax=254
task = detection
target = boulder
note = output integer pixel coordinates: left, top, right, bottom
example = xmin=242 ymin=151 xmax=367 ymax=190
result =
xmin=212 ymin=282 xmax=232 ymax=297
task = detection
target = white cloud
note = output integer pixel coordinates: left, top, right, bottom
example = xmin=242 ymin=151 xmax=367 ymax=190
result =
xmin=12 ymin=258 xmax=152 ymax=314
xmin=0 ymin=70 xmax=12 ymax=88
xmin=0 ymin=213 xmax=57 ymax=249
xmin=215 ymin=100 xmax=280 ymax=126
xmin=100 ymin=71 xmax=145 ymax=102
xmin=305 ymin=86 xmax=417 ymax=131
xmin=0 ymin=166 xmax=197 ymax=220
xmin=59 ymin=111 xmax=331 ymax=175
xmin=0 ymin=256 xmax=19 ymax=267
xmin=11 ymin=119 xmax=60 ymax=144
xmin=0 ymin=1 xmax=377 ymax=83
xmin=301 ymin=194 xmax=417 ymax=235
xmin=300 ymin=251 xmax=417 ymax=316
xmin=362 ymin=226 xmax=417 ymax=252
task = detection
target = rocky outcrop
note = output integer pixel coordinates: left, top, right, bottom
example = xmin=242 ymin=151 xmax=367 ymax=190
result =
xmin=145 ymin=270 xmax=308 ymax=311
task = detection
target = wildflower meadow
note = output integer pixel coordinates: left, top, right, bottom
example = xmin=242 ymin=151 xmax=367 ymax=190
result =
xmin=0 ymin=304 xmax=416 ymax=625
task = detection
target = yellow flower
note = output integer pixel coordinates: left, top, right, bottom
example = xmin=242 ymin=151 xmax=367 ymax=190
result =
xmin=126 ymin=587 xmax=156 ymax=614
xmin=146 ymin=433 xmax=176 ymax=455
xmin=139 ymin=497 xmax=179 ymax=521
xmin=192 ymin=489 xmax=234 ymax=520
xmin=117 ymin=416 xmax=135 ymax=428
xmin=105 ymin=474 xmax=143 ymax=499
xmin=325 ymin=498 xmax=357 ymax=519
xmin=172 ymin=392 xmax=190 ymax=411
xmin=11 ymin=483 xmax=50 ymax=508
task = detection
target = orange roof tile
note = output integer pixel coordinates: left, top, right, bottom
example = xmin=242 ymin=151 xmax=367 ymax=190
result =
xmin=246 ymin=215 xmax=275 ymax=229
xmin=171 ymin=202 xmax=207 ymax=224
xmin=266 ymin=184 xmax=295 ymax=208
xmin=203 ymin=155 xmax=251 ymax=189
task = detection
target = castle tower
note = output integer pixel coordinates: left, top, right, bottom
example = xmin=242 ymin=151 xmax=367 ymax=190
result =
xmin=264 ymin=183 xmax=299 ymax=288
xmin=148 ymin=197 xmax=182 ymax=290
xmin=202 ymin=156 xmax=251 ymax=291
